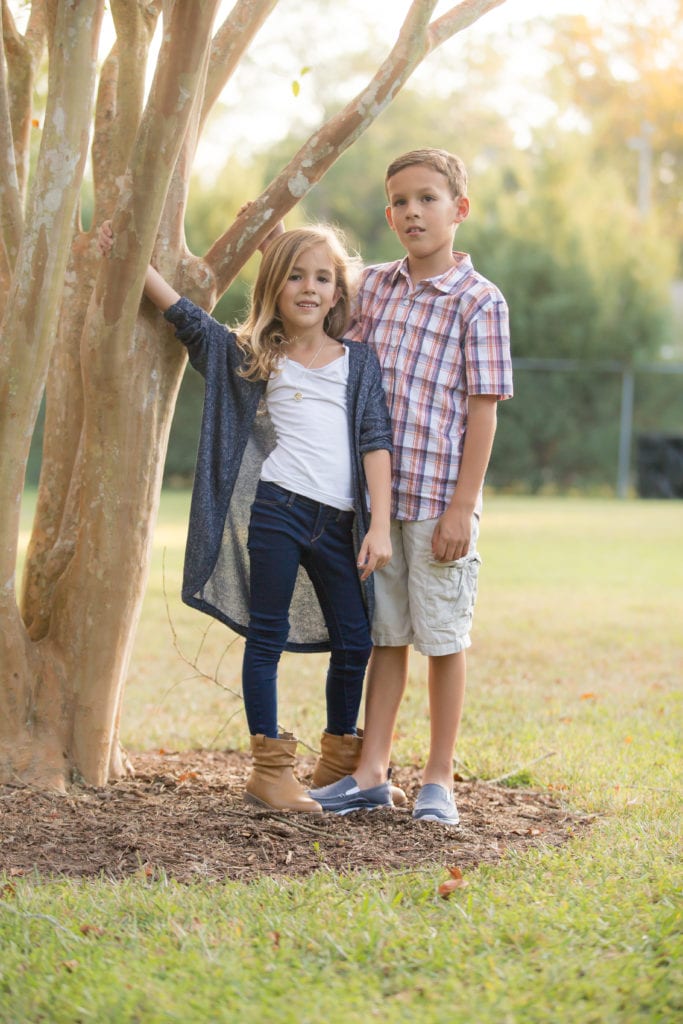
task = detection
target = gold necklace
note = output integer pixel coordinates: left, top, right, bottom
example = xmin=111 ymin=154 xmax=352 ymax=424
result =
xmin=290 ymin=338 xmax=327 ymax=402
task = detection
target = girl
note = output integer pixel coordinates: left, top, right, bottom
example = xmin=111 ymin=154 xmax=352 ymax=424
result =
xmin=99 ymin=223 xmax=393 ymax=813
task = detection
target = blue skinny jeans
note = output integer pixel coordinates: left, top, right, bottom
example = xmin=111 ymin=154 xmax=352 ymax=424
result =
xmin=242 ymin=480 xmax=372 ymax=739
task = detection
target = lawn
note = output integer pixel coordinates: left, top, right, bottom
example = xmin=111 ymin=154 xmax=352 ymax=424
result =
xmin=3 ymin=493 xmax=681 ymax=1023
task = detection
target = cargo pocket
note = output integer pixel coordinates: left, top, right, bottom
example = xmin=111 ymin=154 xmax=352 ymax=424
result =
xmin=425 ymin=551 xmax=482 ymax=631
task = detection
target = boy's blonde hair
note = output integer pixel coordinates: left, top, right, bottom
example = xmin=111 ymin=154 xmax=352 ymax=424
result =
xmin=385 ymin=148 xmax=468 ymax=200
xmin=236 ymin=225 xmax=359 ymax=381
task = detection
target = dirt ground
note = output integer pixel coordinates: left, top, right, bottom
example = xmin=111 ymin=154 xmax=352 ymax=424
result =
xmin=0 ymin=750 xmax=594 ymax=883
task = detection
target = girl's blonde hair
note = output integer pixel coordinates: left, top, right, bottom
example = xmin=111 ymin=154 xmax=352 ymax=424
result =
xmin=236 ymin=225 xmax=360 ymax=381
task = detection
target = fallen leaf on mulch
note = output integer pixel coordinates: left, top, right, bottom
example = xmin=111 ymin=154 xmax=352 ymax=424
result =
xmin=0 ymin=750 xmax=594 ymax=883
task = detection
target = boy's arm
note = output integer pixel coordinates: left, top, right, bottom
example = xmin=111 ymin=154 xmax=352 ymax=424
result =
xmin=432 ymin=394 xmax=498 ymax=562
xmin=357 ymin=448 xmax=392 ymax=581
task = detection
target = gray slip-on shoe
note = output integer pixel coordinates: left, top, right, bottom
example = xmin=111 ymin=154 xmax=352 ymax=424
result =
xmin=412 ymin=783 xmax=460 ymax=827
xmin=308 ymin=774 xmax=392 ymax=815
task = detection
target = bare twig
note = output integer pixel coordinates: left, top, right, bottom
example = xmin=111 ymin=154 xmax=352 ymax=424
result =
xmin=160 ymin=548 xmax=323 ymax=753
xmin=221 ymin=807 xmax=325 ymax=835
xmin=208 ymin=706 xmax=247 ymax=749
xmin=161 ymin=547 xmax=244 ymax=703
xmin=486 ymin=751 xmax=557 ymax=786
xmin=453 ymin=756 xmax=477 ymax=781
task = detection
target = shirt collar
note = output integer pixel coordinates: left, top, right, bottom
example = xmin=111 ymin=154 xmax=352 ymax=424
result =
xmin=390 ymin=252 xmax=473 ymax=292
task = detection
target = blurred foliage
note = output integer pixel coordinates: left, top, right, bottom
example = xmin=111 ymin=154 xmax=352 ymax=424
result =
xmin=28 ymin=3 xmax=682 ymax=494
xmin=466 ymin=139 xmax=675 ymax=363
xmin=173 ymin=29 xmax=680 ymax=493
xmin=545 ymin=7 xmax=683 ymax=263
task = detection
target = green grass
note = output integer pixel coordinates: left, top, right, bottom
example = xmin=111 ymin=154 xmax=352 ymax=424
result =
xmin=5 ymin=493 xmax=682 ymax=1023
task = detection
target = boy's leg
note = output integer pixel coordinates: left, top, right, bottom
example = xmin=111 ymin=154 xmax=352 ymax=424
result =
xmin=354 ymin=520 xmax=412 ymax=789
xmin=422 ymin=650 xmax=466 ymax=788
xmin=352 ymin=644 xmax=410 ymax=790
xmin=403 ymin=514 xmax=479 ymax=785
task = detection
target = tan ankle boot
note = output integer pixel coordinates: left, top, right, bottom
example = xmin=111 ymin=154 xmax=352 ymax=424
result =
xmin=245 ymin=733 xmax=322 ymax=813
xmin=311 ymin=731 xmax=363 ymax=787
xmin=312 ymin=730 xmax=407 ymax=807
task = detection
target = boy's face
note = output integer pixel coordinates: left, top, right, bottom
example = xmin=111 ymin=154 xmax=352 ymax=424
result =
xmin=385 ymin=165 xmax=469 ymax=267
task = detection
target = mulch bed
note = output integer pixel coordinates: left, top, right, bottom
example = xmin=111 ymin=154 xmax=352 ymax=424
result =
xmin=0 ymin=750 xmax=594 ymax=883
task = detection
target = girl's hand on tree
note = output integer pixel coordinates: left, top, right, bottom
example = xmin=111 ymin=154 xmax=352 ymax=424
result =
xmin=97 ymin=219 xmax=178 ymax=310
xmin=237 ymin=202 xmax=285 ymax=253
xmin=97 ymin=220 xmax=114 ymax=256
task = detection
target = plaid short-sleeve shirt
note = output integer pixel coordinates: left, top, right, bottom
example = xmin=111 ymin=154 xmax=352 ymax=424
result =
xmin=345 ymin=253 xmax=513 ymax=521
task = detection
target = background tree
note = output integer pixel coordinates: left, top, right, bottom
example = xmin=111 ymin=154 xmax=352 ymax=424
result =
xmin=546 ymin=6 xmax=683 ymax=268
xmin=296 ymin=53 xmax=679 ymax=492
xmin=0 ymin=0 xmax=506 ymax=789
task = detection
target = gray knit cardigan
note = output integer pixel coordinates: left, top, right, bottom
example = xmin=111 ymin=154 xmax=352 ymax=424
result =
xmin=164 ymin=297 xmax=393 ymax=653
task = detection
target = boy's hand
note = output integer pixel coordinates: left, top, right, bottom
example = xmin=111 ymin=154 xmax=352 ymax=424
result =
xmin=97 ymin=220 xmax=113 ymax=256
xmin=237 ymin=202 xmax=285 ymax=253
xmin=432 ymin=504 xmax=472 ymax=562
xmin=357 ymin=527 xmax=392 ymax=581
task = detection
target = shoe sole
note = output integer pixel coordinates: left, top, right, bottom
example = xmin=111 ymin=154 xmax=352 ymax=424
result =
xmin=413 ymin=812 xmax=460 ymax=827
xmin=244 ymin=793 xmax=322 ymax=814
xmin=322 ymin=802 xmax=392 ymax=815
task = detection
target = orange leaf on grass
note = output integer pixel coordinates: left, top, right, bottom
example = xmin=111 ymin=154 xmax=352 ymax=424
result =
xmin=438 ymin=878 xmax=468 ymax=898
xmin=439 ymin=866 xmax=468 ymax=897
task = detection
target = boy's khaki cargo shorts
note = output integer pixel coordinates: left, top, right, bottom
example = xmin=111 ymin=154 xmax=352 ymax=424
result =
xmin=371 ymin=515 xmax=481 ymax=656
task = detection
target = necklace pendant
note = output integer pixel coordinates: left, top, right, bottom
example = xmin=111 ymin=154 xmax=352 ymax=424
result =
xmin=293 ymin=391 xmax=303 ymax=402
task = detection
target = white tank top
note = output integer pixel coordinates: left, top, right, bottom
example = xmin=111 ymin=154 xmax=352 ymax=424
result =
xmin=260 ymin=348 xmax=354 ymax=511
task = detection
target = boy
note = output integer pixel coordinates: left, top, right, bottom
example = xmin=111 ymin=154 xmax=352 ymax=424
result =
xmin=309 ymin=148 xmax=513 ymax=825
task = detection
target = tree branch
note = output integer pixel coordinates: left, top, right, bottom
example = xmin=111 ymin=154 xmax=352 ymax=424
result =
xmin=0 ymin=0 xmax=104 ymax=587
xmin=204 ymin=0 xmax=506 ymax=293
xmin=0 ymin=2 xmax=30 ymax=266
xmin=92 ymin=1 xmax=160 ymax=226
xmin=201 ymin=0 xmax=278 ymax=125
xmin=429 ymin=0 xmax=507 ymax=49
xmin=94 ymin=0 xmax=221 ymax=335
xmin=1 ymin=0 xmax=47 ymax=205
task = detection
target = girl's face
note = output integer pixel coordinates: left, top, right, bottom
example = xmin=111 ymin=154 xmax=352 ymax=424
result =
xmin=276 ymin=243 xmax=341 ymax=338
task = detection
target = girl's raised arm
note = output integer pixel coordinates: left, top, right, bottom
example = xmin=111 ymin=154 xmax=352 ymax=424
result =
xmin=143 ymin=264 xmax=180 ymax=312
xmin=97 ymin=221 xmax=180 ymax=312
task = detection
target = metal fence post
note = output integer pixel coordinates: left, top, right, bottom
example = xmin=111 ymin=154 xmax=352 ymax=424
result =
xmin=617 ymin=365 xmax=635 ymax=499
